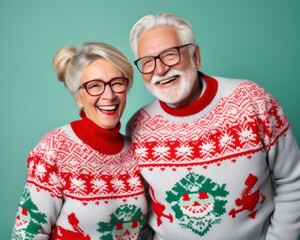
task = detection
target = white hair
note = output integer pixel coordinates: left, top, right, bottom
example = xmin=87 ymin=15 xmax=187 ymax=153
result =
xmin=130 ymin=12 xmax=196 ymax=58
xmin=53 ymin=42 xmax=134 ymax=98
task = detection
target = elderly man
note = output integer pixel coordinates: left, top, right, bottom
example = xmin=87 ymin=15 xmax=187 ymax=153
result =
xmin=126 ymin=12 xmax=300 ymax=240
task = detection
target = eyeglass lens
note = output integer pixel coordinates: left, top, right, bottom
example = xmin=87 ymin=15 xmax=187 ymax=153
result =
xmin=135 ymin=43 xmax=193 ymax=74
xmin=84 ymin=77 xmax=128 ymax=96
xmin=137 ymin=48 xmax=180 ymax=73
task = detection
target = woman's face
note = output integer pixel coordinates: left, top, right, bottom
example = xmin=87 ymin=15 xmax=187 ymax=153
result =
xmin=76 ymin=58 xmax=127 ymax=129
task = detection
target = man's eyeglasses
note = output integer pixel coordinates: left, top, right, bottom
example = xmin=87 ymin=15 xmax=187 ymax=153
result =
xmin=134 ymin=43 xmax=193 ymax=74
xmin=79 ymin=77 xmax=128 ymax=96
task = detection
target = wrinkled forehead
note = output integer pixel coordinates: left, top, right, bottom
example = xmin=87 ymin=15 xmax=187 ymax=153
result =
xmin=137 ymin=26 xmax=182 ymax=58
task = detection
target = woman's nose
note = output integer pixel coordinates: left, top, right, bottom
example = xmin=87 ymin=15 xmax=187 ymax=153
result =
xmin=101 ymin=85 xmax=115 ymax=99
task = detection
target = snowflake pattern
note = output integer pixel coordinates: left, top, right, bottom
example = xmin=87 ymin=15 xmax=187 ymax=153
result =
xmin=26 ymin=129 xmax=145 ymax=202
xmin=129 ymin=81 xmax=289 ymax=169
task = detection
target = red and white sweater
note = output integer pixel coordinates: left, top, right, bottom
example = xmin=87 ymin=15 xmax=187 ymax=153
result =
xmin=126 ymin=72 xmax=300 ymax=240
xmin=12 ymin=112 xmax=147 ymax=239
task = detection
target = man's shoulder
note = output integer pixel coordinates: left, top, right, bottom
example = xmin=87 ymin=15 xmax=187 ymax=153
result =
xmin=212 ymin=75 xmax=246 ymax=85
xmin=211 ymin=75 xmax=264 ymax=95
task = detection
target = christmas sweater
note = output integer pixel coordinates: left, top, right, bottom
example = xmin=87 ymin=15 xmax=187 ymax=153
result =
xmin=12 ymin=112 xmax=147 ymax=240
xmin=126 ymin=72 xmax=300 ymax=240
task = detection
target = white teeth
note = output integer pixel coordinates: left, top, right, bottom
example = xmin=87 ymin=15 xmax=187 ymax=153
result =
xmin=97 ymin=105 xmax=117 ymax=111
xmin=159 ymin=79 xmax=172 ymax=84
xmin=157 ymin=76 xmax=177 ymax=85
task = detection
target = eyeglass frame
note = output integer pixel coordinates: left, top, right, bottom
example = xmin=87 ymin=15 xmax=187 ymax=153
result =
xmin=78 ymin=77 xmax=129 ymax=96
xmin=134 ymin=43 xmax=194 ymax=74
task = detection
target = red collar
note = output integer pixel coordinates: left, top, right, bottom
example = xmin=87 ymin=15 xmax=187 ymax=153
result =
xmin=159 ymin=72 xmax=218 ymax=116
xmin=70 ymin=111 xmax=124 ymax=154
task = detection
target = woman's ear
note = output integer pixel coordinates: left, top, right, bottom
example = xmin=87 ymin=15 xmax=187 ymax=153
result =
xmin=76 ymin=96 xmax=84 ymax=109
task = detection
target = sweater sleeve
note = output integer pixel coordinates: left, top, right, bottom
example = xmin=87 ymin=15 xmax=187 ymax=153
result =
xmin=252 ymin=85 xmax=300 ymax=239
xmin=12 ymin=131 xmax=63 ymax=239
xmin=266 ymin=127 xmax=300 ymax=240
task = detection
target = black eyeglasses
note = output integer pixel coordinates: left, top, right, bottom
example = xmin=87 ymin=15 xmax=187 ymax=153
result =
xmin=134 ymin=43 xmax=193 ymax=74
xmin=79 ymin=77 xmax=129 ymax=96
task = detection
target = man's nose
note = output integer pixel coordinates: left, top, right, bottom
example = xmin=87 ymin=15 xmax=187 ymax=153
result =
xmin=153 ymin=58 xmax=170 ymax=76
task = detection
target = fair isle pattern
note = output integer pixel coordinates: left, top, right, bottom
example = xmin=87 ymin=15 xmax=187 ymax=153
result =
xmin=132 ymin=81 xmax=289 ymax=168
xmin=12 ymin=187 xmax=48 ymax=239
xmin=27 ymin=128 xmax=144 ymax=203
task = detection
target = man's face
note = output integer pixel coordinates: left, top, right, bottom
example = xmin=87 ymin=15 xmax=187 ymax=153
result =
xmin=137 ymin=26 xmax=201 ymax=107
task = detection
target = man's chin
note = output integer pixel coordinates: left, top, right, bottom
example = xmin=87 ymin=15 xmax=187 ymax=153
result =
xmin=146 ymin=84 xmax=185 ymax=104
xmin=155 ymin=94 xmax=181 ymax=105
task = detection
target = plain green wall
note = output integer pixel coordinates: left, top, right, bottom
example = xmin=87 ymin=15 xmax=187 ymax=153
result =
xmin=1 ymin=1 xmax=299 ymax=239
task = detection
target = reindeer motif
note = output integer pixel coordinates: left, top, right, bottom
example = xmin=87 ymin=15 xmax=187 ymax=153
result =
xmin=150 ymin=186 xmax=173 ymax=226
xmin=229 ymin=174 xmax=265 ymax=219
xmin=51 ymin=213 xmax=91 ymax=239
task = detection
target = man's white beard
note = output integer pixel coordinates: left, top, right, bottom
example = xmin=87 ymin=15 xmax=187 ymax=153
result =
xmin=146 ymin=61 xmax=198 ymax=105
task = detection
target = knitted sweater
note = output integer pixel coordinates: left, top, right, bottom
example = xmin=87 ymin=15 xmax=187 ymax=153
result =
xmin=126 ymin=72 xmax=300 ymax=240
xmin=12 ymin=112 xmax=147 ymax=240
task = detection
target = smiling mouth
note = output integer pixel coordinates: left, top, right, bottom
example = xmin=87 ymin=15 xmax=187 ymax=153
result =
xmin=97 ymin=105 xmax=118 ymax=112
xmin=156 ymin=75 xmax=179 ymax=85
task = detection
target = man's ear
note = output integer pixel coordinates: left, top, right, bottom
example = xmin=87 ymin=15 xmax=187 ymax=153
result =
xmin=193 ymin=44 xmax=201 ymax=69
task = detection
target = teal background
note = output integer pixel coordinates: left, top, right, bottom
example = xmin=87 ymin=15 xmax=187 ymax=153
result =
xmin=1 ymin=0 xmax=299 ymax=238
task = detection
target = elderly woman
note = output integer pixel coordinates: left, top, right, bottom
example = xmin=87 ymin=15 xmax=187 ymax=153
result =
xmin=12 ymin=42 xmax=147 ymax=239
